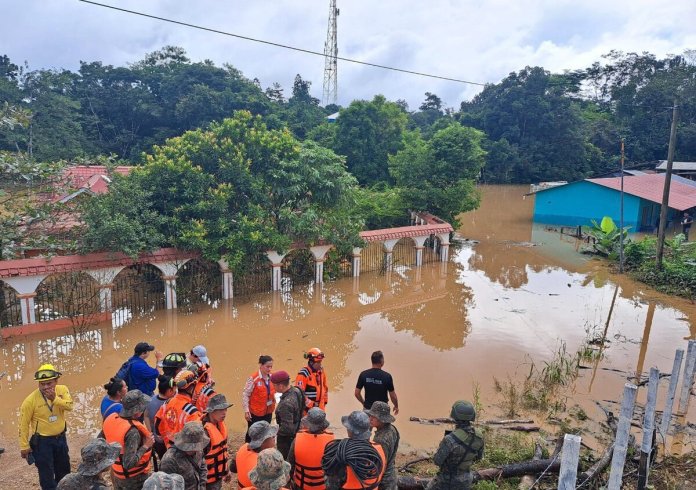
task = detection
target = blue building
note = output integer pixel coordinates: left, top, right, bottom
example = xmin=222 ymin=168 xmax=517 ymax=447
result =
xmin=532 ymin=174 xmax=696 ymax=231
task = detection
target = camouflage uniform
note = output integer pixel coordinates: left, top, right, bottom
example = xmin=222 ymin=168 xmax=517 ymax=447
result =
xmin=426 ymin=426 xmax=484 ymax=490
xmin=110 ymin=426 xmax=151 ymax=489
xmin=373 ymin=424 xmax=400 ymax=490
xmin=56 ymin=473 xmax=108 ymax=489
xmin=275 ymin=386 xmax=304 ymax=459
xmin=159 ymin=422 xmax=209 ymax=490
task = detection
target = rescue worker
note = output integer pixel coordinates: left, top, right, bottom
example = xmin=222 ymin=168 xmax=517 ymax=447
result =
xmin=287 ymin=408 xmax=334 ymax=490
xmin=56 ymin=438 xmax=121 ymax=490
xmin=155 ymin=370 xmax=202 ymax=448
xmin=231 ymin=421 xmax=278 ymax=489
xmin=243 ymin=355 xmax=276 ymax=442
xmin=159 ymin=421 xmax=209 ymax=490
xmin=426 ymin=401 xmax=484 ymax=490
xmin=245 ymin=448 xmax=292 ymax=490
xmin=143 ymin=471 xmax=185 ymax=489
xmin=188 ymin=345 xmax=214 ymax=386
xmin=201 ymin=394 xmax=233 ymax=489
xmin=188 ymin=361 xmax=216 ymax=413
xmin=19 ymin=363 xmax=73 ymax=490
xmin=365 ymin=402 xmax=400 ymax=490
xmin=322 ymin=411 xmax=385 ymax=490
xmin=146 ymin=375 xmax=176 ymax=460
xmin=161 ymin=353 xmax=187 ymax=378
xmin=101 ymin=390 xmax=155 ymax=489
xmin=271 ymin=370 xmax=305 ymax=459
xmin=295 ymin=348 xmax=328 ymax=412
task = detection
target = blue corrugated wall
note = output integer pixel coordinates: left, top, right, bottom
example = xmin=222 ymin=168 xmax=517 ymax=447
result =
xmin=533 ymin=181 xmax=641 ymax=228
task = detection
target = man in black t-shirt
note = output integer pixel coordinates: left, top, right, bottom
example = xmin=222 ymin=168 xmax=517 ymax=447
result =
xmin=355 ymin=350 xmax=399 ymax=413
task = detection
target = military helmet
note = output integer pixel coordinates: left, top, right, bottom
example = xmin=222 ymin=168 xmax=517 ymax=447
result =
xmin=450 ymin=400 xmax=476 ymax=422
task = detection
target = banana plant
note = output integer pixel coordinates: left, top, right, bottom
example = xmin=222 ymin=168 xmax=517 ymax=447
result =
xmin=587 ymin=216 xmax=631 ymax=258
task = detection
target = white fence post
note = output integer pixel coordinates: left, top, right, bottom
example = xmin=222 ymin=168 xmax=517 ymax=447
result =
xmin=557 ymin=433 xmax=581 ymax=490
xmin=607 ymin=382 xmax=638 ymax=490
xmin=677 ymin=340 xmax=696 ymax=416
xmin=637 ymin=367 xmax=660 ymax=490
xmin=660 ymin=348 xmax=684 ymax=436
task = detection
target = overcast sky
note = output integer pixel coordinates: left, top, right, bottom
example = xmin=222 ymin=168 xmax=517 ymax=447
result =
xmin=2 ymin=0 xmax=695 ymax=109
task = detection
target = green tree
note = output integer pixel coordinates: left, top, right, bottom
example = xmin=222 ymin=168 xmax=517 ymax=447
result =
xmin=334 ymin=95 xmax=408 ymax=185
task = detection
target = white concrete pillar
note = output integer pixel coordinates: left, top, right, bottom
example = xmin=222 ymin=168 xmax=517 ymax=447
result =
xmin=151 ymin=261 xmax=185 ymax=310
xmin=266 ymin=251 xmax=288 ymax=291
xmin=351 ymin=247 xmax=362 ymax=277
xmin=412 ymin=235 xmax=428 ymax=266
xmin=87 ymin=266 xmax=126 ymax=313
xmin=437 ymin=232 xmax=451 ymax=262
xmin=383 ymin=239 xmax=400 ymax=271
xmin=218 ymin=259 xmax=233 ymax=300
xmin=3 ymin=275 xmax=46 ymax=325
xmin=163 ymin=276 xmax=178 ymax=310
xmin=310 ymin=245 xmax=332 ymax=285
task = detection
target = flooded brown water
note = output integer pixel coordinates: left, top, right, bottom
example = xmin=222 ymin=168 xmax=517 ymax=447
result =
xmin=1 ymin=185 xmax=695 ymax=456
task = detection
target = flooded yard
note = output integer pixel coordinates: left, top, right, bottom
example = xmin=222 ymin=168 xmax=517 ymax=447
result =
xmin=1 ymin=185 xmax=694 ymax=456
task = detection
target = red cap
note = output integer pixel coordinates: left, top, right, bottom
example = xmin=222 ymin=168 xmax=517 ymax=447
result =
xmin=270 ymin=370 xmax=290 ymax=384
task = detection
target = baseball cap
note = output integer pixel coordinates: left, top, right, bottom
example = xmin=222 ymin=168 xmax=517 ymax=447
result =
xmin=135 ymin=342 xmax=155 ymax=355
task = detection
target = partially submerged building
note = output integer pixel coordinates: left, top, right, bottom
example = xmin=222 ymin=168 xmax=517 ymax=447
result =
xmin=532 ymin=174 xmax=696 ymax=231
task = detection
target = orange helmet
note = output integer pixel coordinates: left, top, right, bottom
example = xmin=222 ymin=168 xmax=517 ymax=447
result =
xmin=304 ymin=348 xmax=325 ymax=362
xmin=174 ymin=369 xmax=197 ymax=389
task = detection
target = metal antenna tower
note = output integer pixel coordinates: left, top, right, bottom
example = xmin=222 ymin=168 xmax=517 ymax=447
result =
xmin=322 ymin=0 xmax=338 ymax=106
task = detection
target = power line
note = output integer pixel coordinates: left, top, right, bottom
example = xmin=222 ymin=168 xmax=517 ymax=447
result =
xmin=77 ymin=0 xmax=486 ymax=87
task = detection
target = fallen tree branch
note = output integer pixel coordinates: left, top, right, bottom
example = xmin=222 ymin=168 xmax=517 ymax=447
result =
xmin=399 ymin=457 xmax=431 ymax=473
xmin=501 ymin=425 xmax=540 ymax=432
xmin=409 ymin=416 xmax=535 ymax=426
xmin=519 ymin=442 xmax=544 ymax=489
xmin=577 ymin=442 xmax=614 ymax=486
xmin=484 ymin=419 xmax=535 ymax=425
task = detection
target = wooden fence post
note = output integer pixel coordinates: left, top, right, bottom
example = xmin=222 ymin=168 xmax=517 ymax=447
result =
xmin=637 ymin=367 xmax=660 ymax=490
xmin=677 ymin=340 xmax=696 ymax=416
xmin=660 ymin=348 xmax=684 ymax=437
xmin=557 ymin=433 xmax=581 ymax=490
xmin=607 ymin=382 xmax=638 ymax=490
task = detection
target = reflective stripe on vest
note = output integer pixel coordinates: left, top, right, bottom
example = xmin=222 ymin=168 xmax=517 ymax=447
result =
xmin=102 ymin=413 xmax=152 ymax=479
xmin=195 ymin=385 xmax=216 ymax=412
xmin=292 ymin=430 xmax=334 ymax=490
xmin=342 ymin=442 xmax=386 ymax=490
xmin=155 ymin=393 xmax=201 ymax=448
xmin=236 ymin=443 xmax=259 ymax=489
xmin=296 ymin=366 xmax=327 ymax=410
xmin=249 ymin=371 xmax=276 ymax=417
xmin=204 ymin=420 xmax=229 ymax=483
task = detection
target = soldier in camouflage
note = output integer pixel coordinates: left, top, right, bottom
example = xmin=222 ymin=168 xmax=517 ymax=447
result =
xmin=56 ymin=438 xmax=121 ymax=490
xmin=159 ymin=422 xmax=209 ymax=490
xmin=426 ymin=401 xmax=484 ymax=490
xmin=365 ymin=402 xmax=400 ymax=490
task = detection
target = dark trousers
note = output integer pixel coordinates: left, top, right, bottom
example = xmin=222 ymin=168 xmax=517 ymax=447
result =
xmin=33 ymin=433 xmax=70 ymax=490
xmin=244 ymin=413 xmax=273 ymax=442
xmin=684 ymin=226 xmax=691 ymax=241
xmin=276 ymin=434 xmax=294 ymax=460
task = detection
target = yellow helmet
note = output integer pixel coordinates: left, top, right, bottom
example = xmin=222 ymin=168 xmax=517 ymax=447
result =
xmin=34 ymin=364 xmax=61 ymax=381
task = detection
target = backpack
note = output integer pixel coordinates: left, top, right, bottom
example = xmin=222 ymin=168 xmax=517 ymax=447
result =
xmin=115 ymin=358 xmax=135 ymax=388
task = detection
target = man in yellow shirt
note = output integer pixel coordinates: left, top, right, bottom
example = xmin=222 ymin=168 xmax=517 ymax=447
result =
xmin=19 ymin=364 xmax=73 ymax=490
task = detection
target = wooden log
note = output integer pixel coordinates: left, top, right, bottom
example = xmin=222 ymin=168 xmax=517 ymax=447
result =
xmin=408 ymin=416 xmax=535 ymax=425
xmin=485 ymin=419 xmax=535 ymax=425
xmin=660 ymin=348 xmax=684 ymax=437
xmin=501 ymin=425 xmax=540 ymax=432
xmin=638 ymin=368 xmax=660 ymax=490
xmin=558 ymin=434 xmax=581 ymax=489
xmin=577 ymin=442 xmax=614 ymax=485
xmin=607 ymin=382 xmax=638 ymax=490
xmin=519 ymin=442 xmax=543 ymax=489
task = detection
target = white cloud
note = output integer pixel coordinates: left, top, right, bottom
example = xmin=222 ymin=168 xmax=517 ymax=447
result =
xmin=1 ymin=0 xmax=694 ymax=108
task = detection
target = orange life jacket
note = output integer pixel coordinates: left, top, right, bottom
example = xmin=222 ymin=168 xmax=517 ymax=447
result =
xmin=235 ymin=443 xmax=259 ymax=489
xmin=155 ymin=392 xmax=201 ymax=448
xmin=194 ymin=384 xmax=216 ymax=412
xmin=102 ymin=413 xmax=152 ymax=479
xmin=342 ymin=442 xmax=386 ymax=490
xmin=248 ymin=371 xmax=276 ymax=417
xmin=295 ymin=365 xmax=328 ymax=411
xmin=292 ymin=430 xmax=334 ymax=490
xmin=204 ymin=419 xmax=229 ymax=484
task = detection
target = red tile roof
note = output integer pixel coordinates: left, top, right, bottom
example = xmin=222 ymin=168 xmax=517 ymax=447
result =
xmin=360 ymin=223 xmax=453 ymax=242
xmin=587 ymin=174 xmax=696 ymax=211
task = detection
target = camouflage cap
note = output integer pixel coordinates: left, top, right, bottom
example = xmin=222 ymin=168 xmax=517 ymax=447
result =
xmin=205 ymin=393 xmax=233 ymax=412
xmin=173 ymin=421 xmax=210 ymax=452
xmin=301 ymin=407 xmax=330 ymax=433
xmin=341 ymin=410 xmax=371 ymax=440
xmin=120 ymin=389 xmax=151 ymax=418
xmin=365 ymin=401 xmax=395 ymax=424
xmin=248 ymin=420 xmax=279 ymax=450
xmin=249 ymin=448 xmax=291 ymax=490
xmin=77 ymin=438 xmax=121 ymax=476
xmin=143 ymin=471 xmax=185 ymax=490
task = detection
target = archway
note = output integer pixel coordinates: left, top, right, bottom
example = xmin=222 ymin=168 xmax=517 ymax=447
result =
xmin=323 ymin=249 xmax=353 ymax=280
xmin=281 ymin=249 xmax=315 ymax=290
xmin=359 ymin=241 xmax=384 ymax=274
xmin=392 ymin=237 xmax=417 ymax=268
xmin=34 ymin=272 xmax=101 ymax=326
xmin=176 ymin=259 xmax=222 ymax=310
xmin=112 ymin=264 xmax=165 ymax=321
xmin=234 ymin=254 xmax=273 ymax=297
xmin=0 ymin=280 xmax=21 ymax=328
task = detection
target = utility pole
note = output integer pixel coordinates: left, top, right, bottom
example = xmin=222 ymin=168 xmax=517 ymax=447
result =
xmin=656 ymin=101 xmax=679 ymax=269
xmin=619 ymin=138 xmax=625 ymax=273
xmin=322 ymin=0 xmax=338 ymax=106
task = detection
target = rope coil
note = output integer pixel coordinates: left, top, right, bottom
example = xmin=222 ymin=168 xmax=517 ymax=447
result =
xmin=322 ymin=439 xmax=383 ymax=486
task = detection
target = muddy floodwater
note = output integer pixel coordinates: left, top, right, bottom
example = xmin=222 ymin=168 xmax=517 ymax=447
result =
xmin=1 ymin=185 xmax=695 ymax=455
